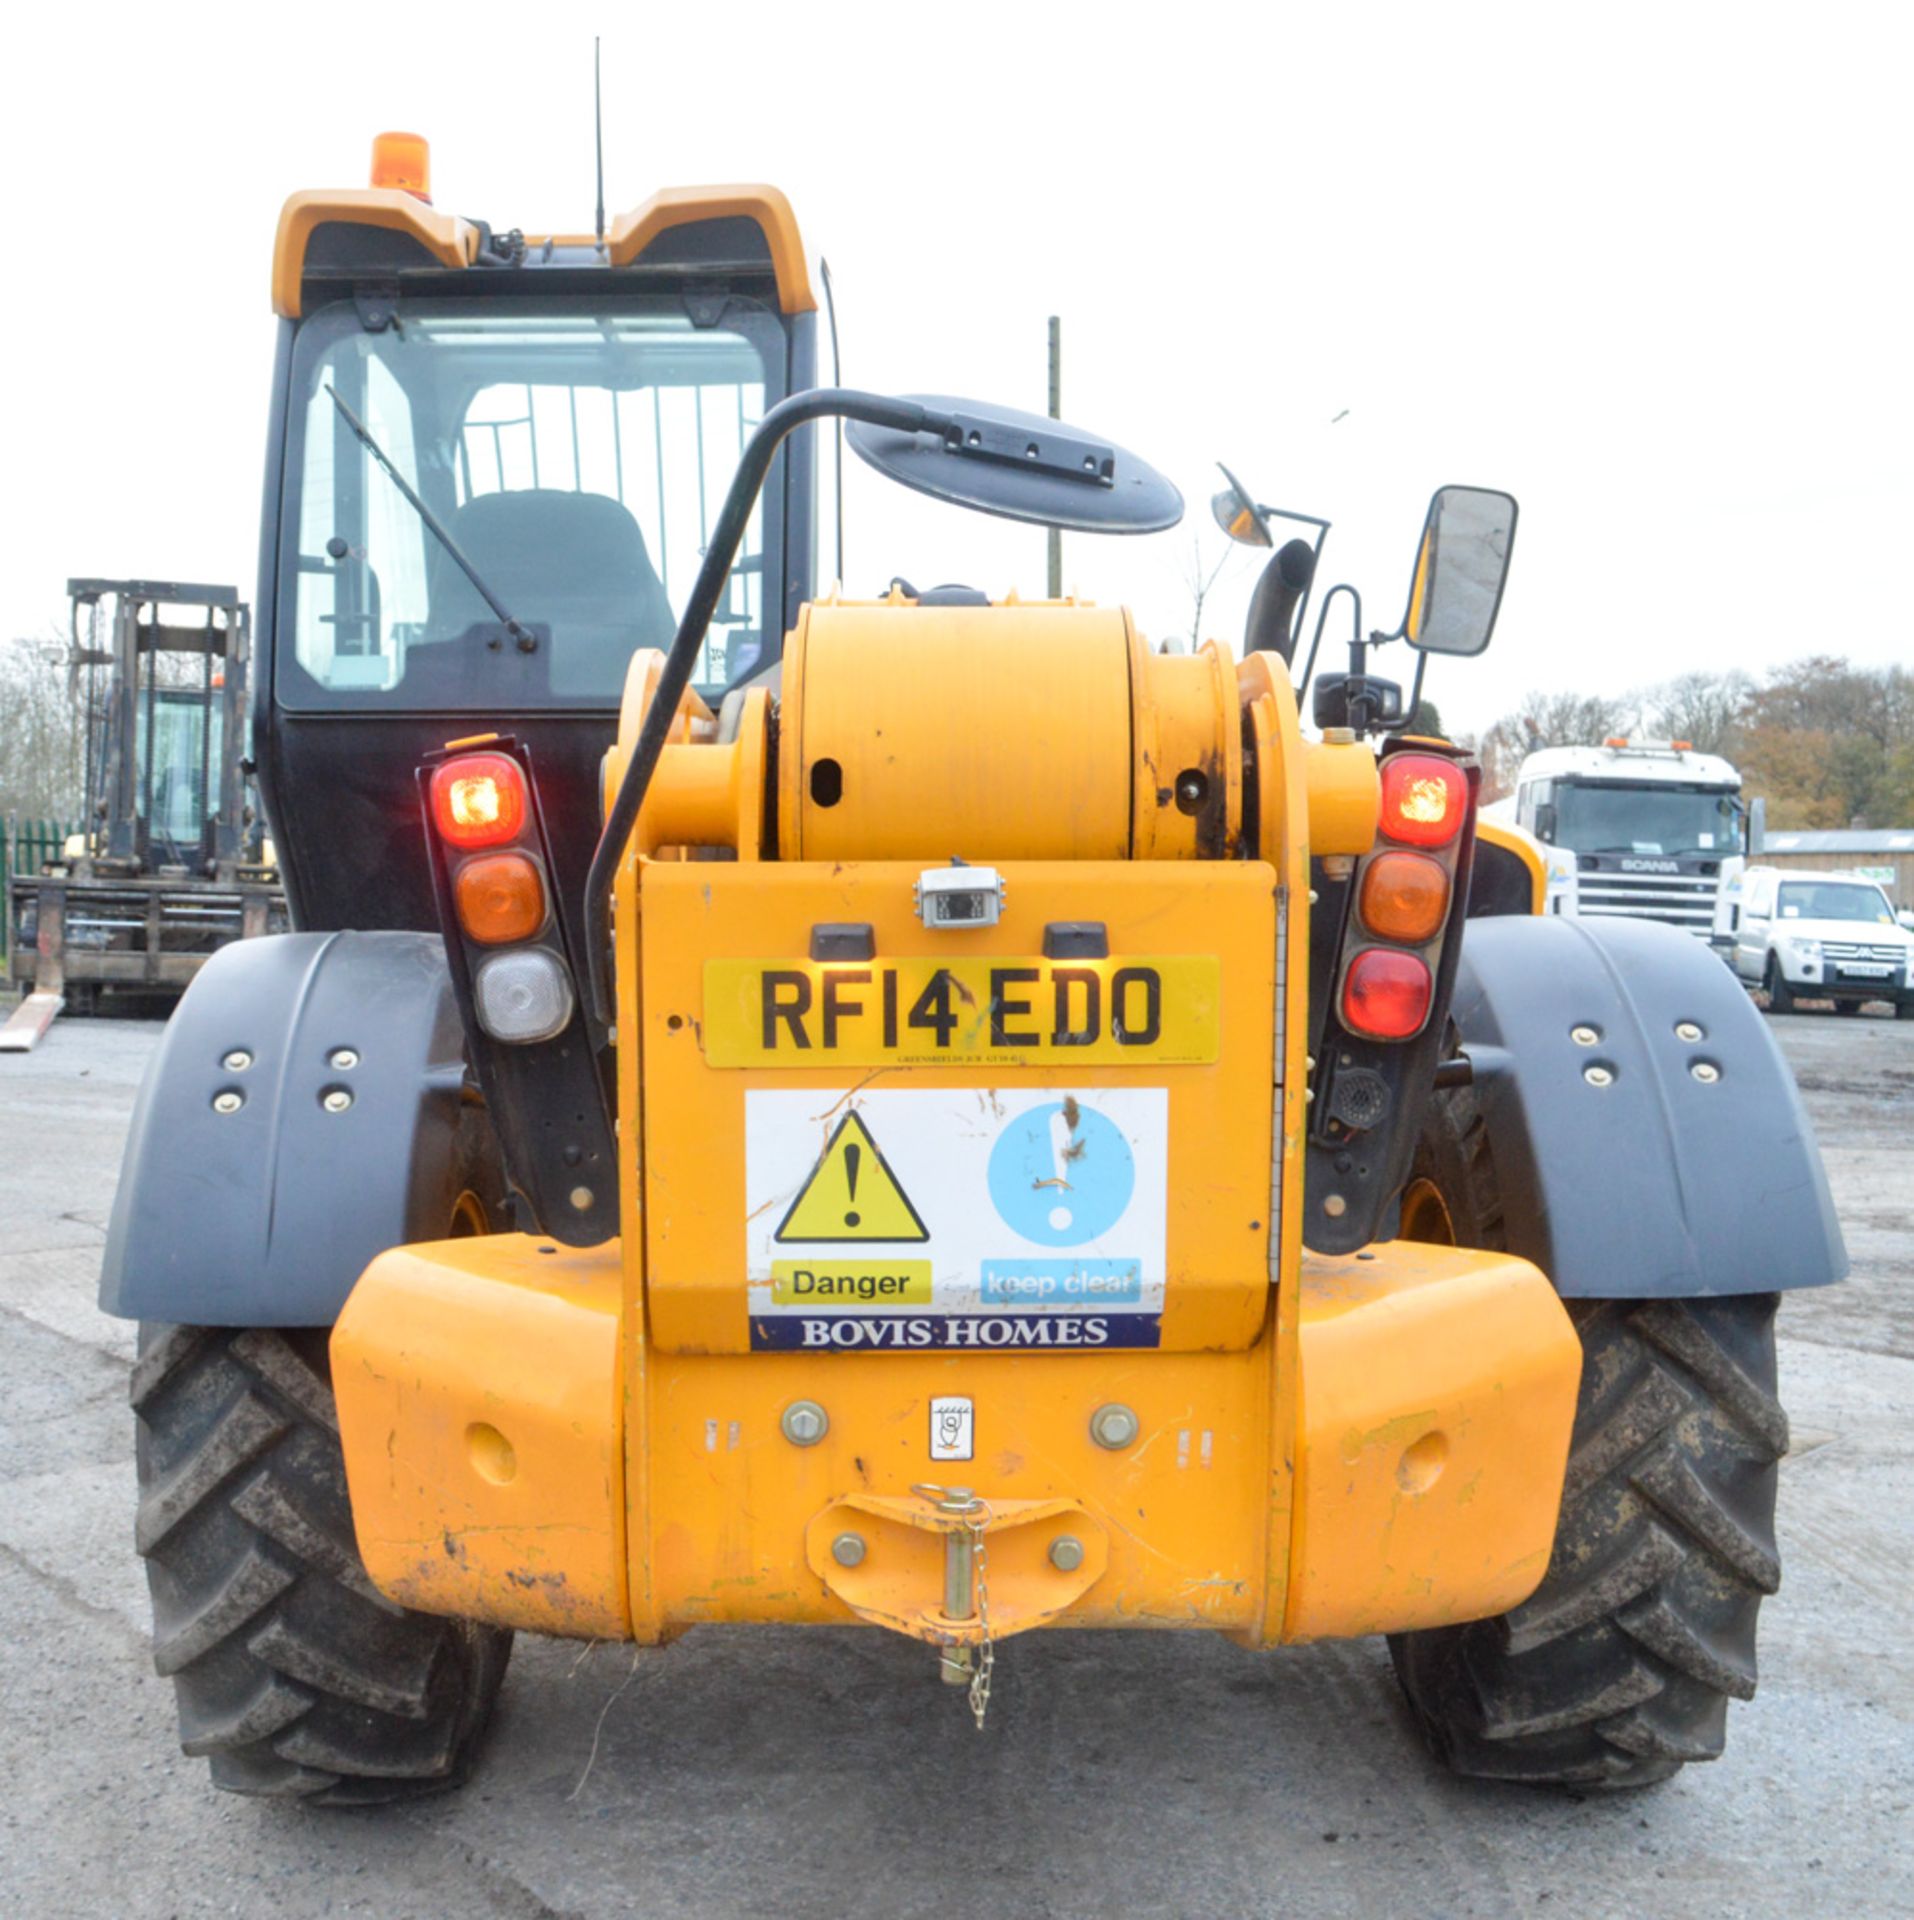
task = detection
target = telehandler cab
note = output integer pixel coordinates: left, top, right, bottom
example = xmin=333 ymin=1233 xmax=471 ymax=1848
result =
xmin=105 ymin=135 xmax=1844 ymax=1802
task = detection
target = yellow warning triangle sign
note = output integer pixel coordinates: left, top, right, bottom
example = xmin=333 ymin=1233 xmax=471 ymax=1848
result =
xmin=775 ymin=1111 xmax=929 ymax=1244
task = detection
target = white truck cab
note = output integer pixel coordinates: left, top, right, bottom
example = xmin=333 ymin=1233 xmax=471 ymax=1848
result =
xmin=1731 ymin=866 xmax=1914 ymax=1016
xmin=1493 ymin=740 xmax=1751 ymax=951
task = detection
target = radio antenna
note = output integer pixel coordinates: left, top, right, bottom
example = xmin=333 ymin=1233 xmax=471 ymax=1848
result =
xmin=592 ymin=37 xmax=607 ymax=257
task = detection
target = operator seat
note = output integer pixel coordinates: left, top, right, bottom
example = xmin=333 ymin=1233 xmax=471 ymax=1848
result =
xmin=421 ymin=488 xmax=677 ymax=684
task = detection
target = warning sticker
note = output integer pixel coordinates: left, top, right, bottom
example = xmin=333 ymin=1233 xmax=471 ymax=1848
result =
xmin=774 ymin=1112 xmax=929 ymax=1243
xmin=745 ymin=1088 xmax=1167 ymax=1351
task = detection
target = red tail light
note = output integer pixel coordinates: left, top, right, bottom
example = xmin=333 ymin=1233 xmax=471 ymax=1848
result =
xmin=1379 ymin=753 xmax=1467 ymax=851
xmin=430 ymin=752 xmax=526 ymax=850
xmin=1341 ymin=948 xmax=1433 ymax=1039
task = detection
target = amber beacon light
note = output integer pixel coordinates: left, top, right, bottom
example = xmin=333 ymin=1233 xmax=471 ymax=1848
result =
xmin=370 ymin=131 xmax=432 ymax=200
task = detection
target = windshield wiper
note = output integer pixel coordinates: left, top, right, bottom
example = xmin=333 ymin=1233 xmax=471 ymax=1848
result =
xmin=323 ymin=383 xmax=538 ymax=653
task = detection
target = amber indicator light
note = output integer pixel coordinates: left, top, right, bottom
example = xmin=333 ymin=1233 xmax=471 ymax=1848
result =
xmin=454 ymin=852 xmax=547 ymax=946
xmin=1359 ymin=851 xmax=1450 ymax=946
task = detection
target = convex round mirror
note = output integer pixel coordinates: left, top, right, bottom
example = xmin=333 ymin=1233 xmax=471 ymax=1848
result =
xmin=1211 ymin=463 xmax=1273 ymax=546
xmin=1400 ymin=485 xmax=1519 ymax=656
xmin=848 ymin=395 xmax=1183 ymax=533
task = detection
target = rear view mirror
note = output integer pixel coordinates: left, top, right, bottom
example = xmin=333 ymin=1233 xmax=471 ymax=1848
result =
xmin=1400 ymin=485 xmax=1518 ymax=657
xmin=1747 ymin=795 xmax=1766 ymax=858
xmin=1211 ymin=464 xmax=1273 ymax=547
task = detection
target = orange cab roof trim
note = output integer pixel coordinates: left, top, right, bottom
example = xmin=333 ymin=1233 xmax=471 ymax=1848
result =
xmin=272 ymin=189 xmax=479 ymax=318
xmin=602 ymin=184 xmax=814 ymax=314
xmin=272 ymin=182 xmax=814 ymax=318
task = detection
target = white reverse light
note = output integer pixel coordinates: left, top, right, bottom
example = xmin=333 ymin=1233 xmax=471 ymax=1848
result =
xmin=474 ymin=948 xmax=574 ymax=1043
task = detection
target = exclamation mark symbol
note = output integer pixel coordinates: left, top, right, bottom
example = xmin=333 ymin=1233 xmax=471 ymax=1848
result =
xmin=1047 ymin=1109 xmax=1075 ymax=1233
xmin=843 ymin=1141 xmax=862 ymax=1228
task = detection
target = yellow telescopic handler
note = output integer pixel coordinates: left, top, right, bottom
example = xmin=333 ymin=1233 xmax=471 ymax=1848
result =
xmin=104 ymin=136 xmax=1843 ymax=1802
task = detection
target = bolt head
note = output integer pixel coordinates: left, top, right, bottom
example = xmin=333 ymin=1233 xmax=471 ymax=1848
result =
xmin=831 ymin=1531 xmax=867 ymax=1567
xmin=321 ymin=1087 xmax=353 ymax=1113
xmin=1690 ymin=1060 xmax=1721 ymax=1084
xmin=328 ymin=1047 xmax=360 ymax=1070
xmin=781 ymin=1400 xmax=829 ymax=1447
xmin=220 ymin=1049 xmax=253 ymax=1073
xmin=212 ymin=1090 xmax=244 ymax=1115
xmin=1675 ymin=1021 xmax=1704 ymax=1043
xmin=1049 ymin=1535 xmax=1086 ymax=1572
xmin=1583 ymin=1064 xmax=1615 ymax=1088
xmin=1089 ymin=1402 xmax=1140 ymax=1450
xmin=1571 ymin=1024 xmax=1601 ymax=1047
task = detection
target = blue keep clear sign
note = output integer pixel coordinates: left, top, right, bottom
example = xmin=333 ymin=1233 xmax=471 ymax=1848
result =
xmin=743 ymin=1088 xmax=1168 ymax=1350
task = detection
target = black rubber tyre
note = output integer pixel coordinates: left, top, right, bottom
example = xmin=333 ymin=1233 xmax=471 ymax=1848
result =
xmin=133 ymin=1324 xmax=513 ymax=1804
xmin=1390 ymin=1078 xmax=1788 ymax=1789
xmin=1763 ymin=955 xmax=1797 ymax=1014
xmin=1896 ymin=999 xmax=1914 ymax=1022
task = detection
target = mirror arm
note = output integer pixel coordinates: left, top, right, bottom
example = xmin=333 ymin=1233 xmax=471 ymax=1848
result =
xmin=584 ymin=388 xmax=954 ymax=1025
xmin=1297 ymin=581 xmax=1360 ymax=706
xmin=1406 ymin=651 xmax=1429 ymax=730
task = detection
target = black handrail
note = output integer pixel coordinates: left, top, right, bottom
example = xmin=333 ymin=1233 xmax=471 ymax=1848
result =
xmin=583 ymin=388 xmax=955 ymax=1023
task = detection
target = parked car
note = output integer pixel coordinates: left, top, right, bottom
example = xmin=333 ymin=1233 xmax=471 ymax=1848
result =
xmin=1733 ymin=866 xmax=1914 ymax=1015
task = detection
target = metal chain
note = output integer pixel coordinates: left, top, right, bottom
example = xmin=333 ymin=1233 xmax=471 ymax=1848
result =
xmin=967 ymin=1500 xmax=994 ymax=1731
xmin=912 ymin=1482 xmax=996 ymax=1731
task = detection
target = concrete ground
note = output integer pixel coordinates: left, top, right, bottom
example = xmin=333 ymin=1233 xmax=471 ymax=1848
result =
xmin=1 ymin=1003 xmax=1909 ymax=1920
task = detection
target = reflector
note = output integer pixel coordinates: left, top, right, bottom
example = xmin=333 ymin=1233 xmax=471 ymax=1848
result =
xmin=1378 ymin=754 xmax=1467 ymax=851
xmin=1341 ymin=948 xmax=1433 ymax=1040
xmin=430 ymin=753 xmax=526 ymax=850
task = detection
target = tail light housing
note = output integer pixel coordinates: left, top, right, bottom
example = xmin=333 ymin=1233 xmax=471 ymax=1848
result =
xmin=418 ymin=734 xmax=615 ymax=1247
xmin=1308 ymin=741 xmax=1482 ymax=1254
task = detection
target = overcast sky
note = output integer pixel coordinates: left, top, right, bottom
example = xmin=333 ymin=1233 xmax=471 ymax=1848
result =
xmin=5 ymin=1 xmax=1908 ymax=736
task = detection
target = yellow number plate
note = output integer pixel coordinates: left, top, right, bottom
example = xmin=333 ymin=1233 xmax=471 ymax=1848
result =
xmin=700 ymin=956 xmax=1221 ymax=1067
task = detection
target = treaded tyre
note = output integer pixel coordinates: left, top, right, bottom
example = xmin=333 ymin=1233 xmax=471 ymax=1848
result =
xmin=1390 ymin=1076 xmax=1788 ymax=1789
xmin=1763 ymin=955 xmax=1797 ymax=1014
xmin=133 ymin=1323 xmax=513 ymax=1804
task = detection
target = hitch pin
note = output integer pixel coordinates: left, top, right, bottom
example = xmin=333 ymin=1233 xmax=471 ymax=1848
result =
xmin=915 ymin=1483 xmax=981 ymax=1686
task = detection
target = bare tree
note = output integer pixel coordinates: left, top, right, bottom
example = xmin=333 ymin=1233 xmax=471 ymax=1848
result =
xmin=1174 ymin=530 xmax=1252 ymax=650
xmin=1642 ymin=669 xmax=1753 ymax=756
xmin=1476 ymin=688 xmax=1638 ymax=798
xmin=0 ymin=627 xmax=86 ymax=822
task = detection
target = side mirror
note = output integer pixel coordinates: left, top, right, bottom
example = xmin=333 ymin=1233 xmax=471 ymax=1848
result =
xmin=1400 ymin=485 xmax=1519 ymax=657
xmin=1534 ymin=802 xmax=1558 ymax=844
xmin=1747 ymin=795 xmax=1766 ymax=857
xmin=1210 ymin=464 xmax=1273 ymax=547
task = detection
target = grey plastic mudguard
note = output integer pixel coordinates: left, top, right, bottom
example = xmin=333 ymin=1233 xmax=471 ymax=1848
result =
xmin=100 ymin=931 xmax=478 ymax=1326
xmin=1453 ymin=915 xmax=1846 ymax=1298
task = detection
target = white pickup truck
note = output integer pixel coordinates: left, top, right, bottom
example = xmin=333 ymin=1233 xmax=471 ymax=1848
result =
xmin=1731 ymin=865 xmax=1914 ymax=1016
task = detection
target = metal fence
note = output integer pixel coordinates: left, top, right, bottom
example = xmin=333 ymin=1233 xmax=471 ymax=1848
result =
xmin=1 ymin=818 xmax=83 ymax=962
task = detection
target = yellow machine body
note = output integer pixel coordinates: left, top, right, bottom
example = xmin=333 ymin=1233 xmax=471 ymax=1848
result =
xmin=332 ymin=600 xmax=1581 ymax=1654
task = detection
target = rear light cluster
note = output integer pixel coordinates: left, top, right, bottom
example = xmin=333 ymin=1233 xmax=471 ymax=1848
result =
xmin=426 ymin=749 xmax=574 ymax=1044
xmin=1338 ymin=752 xmax=1472 ymax=1041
